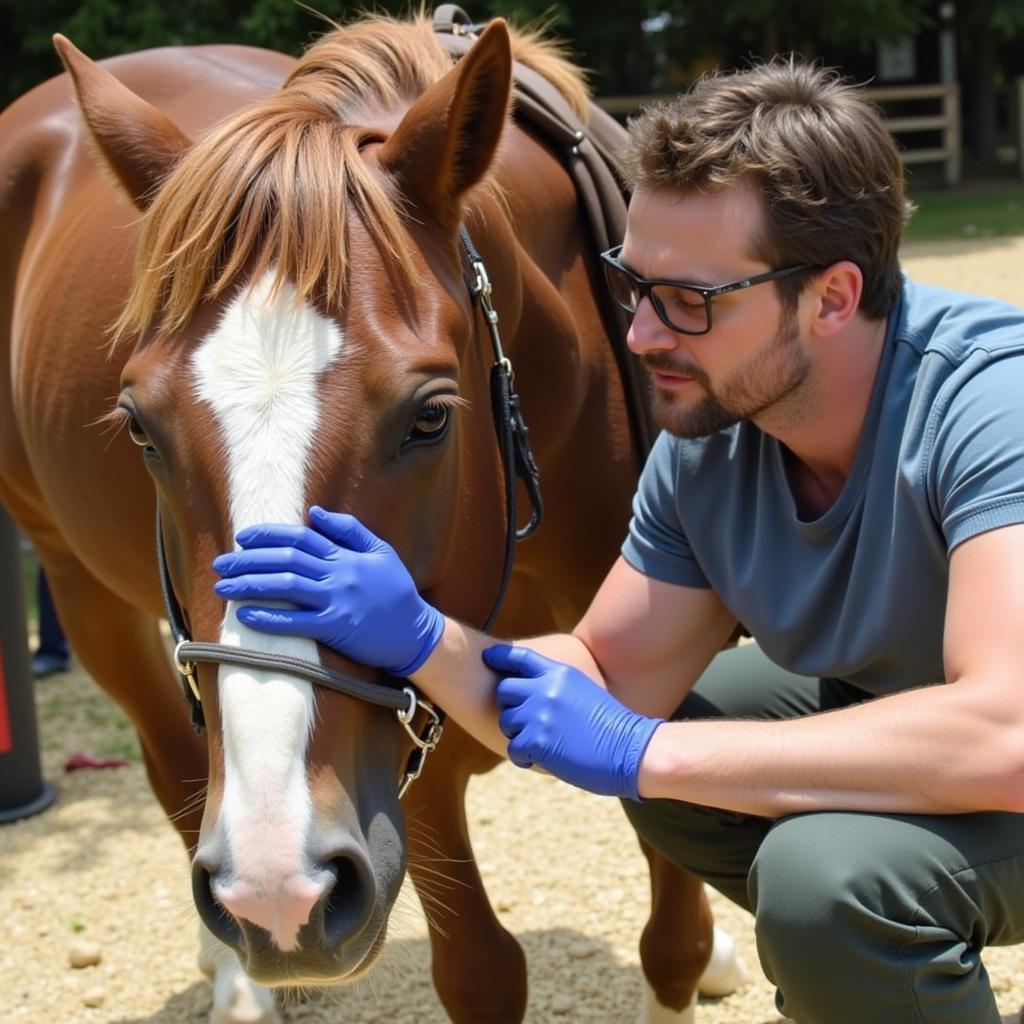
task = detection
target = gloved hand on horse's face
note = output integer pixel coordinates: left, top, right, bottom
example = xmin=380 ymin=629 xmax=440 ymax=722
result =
xmin=212 ymin=509 xmax=662 ymax=800
xmin=212 ymin=506 xmax=445 ymax=677
xmin=483 ymin=644 xmax=663 ymax=801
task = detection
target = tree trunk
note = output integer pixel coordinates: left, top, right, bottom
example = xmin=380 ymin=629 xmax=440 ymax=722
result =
xmin=964 ymin=12 xmax=1000 ymax=162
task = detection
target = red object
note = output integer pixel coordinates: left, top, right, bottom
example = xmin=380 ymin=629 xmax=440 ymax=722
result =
xmin=0 ymin=638 xmax=12 ymax=755
xmin=64 ymin=751 xmax=130 ymax=771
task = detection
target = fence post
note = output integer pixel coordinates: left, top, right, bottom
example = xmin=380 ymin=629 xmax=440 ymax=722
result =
xmin=1018 ymin=78 xmax=1024 ymax=180
xmin=0 ymin=505 xmax=57 ymax=823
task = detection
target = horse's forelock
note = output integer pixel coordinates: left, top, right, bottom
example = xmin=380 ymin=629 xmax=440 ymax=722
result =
xmin=112 ymin=14 xmax=588 ymax=346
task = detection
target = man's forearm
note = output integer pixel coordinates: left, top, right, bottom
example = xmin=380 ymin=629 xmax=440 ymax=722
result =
xmin=409 ymin=617 xmax=604 ymax=759
xmin=637 ymin=676 xmax=1024 ymax=817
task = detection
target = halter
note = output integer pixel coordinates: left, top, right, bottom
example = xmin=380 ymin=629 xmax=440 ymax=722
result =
xmin=157 ymin=230 xmax=543 ymax=799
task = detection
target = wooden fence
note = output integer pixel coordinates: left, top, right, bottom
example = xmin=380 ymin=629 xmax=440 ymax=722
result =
xmin=597 ymin=83 xmax=962 ymax=187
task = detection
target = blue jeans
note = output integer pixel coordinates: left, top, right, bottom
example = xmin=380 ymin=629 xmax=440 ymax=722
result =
xmin=36 ymin=569 xmax=69 ymax=660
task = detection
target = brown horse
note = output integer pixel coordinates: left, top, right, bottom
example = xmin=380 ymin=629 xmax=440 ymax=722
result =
xmin=0 ymin=14 xmax=742 ymax=1022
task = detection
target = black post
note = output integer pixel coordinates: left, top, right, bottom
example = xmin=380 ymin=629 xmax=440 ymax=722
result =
xmin=0 ymin=505 xmax=56 ymax=822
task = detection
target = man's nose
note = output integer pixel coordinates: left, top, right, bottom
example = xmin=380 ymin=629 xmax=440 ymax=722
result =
xmin=626 ymin=296 xmax=679 ymax=356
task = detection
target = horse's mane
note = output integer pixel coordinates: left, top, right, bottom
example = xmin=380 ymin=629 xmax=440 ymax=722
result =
xmin=113 ymin=14 xmax=589 ymax=343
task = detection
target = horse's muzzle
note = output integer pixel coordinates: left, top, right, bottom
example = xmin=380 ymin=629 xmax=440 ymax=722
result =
xmin=192 ymin=841 xmax=385 ymax=983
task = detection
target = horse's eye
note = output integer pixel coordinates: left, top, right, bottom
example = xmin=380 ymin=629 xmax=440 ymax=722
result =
xmin=119 ymin=404 xmax=157 ymax=456
xmin=127 ymin=413 xmax=150 ymax=448
xmin=404 ymin=401 xmax=451 ymax=447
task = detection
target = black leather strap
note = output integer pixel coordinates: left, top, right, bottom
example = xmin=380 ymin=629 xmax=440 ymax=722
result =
xmin=434 ymin=16 xmax=655 ymax=463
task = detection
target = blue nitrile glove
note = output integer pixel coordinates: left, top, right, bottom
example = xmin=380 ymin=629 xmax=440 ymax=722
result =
xmin=483 ymin=644 xmax=662 ymax=801
xmin=212 ymin=506 xmax=445 ymax=676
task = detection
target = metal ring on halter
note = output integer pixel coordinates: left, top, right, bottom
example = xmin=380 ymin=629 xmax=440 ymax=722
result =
xmin=173 ymin=640 xmax=202 ymax=704
xmin=397 ymin=686 xmax=443 ymax=751
xmin=396 ymin=685 xmax=419 ymax=724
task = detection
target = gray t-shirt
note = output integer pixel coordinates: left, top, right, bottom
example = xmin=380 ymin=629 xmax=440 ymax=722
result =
xmin=622 ymin=279 xmax=1024 ymax=694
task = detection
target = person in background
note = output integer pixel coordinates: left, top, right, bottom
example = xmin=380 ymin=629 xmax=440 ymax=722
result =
xmin=32 ymin=567 xmax=71 ymax=677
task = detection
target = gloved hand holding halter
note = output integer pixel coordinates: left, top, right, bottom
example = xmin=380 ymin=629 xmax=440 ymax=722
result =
xmin=212 ymin=505 xmax=445 ymax=677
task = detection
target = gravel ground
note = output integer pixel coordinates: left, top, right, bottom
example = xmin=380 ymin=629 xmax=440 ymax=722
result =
xmin=2 ymin=238 xmax=1024 ymax=1023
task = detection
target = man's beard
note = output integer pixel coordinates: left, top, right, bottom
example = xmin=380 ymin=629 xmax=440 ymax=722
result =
xmin=644 ymin=307 xmax=810 ymax=439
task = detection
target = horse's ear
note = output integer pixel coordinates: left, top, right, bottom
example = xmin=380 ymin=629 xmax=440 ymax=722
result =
xmin=377 ymin=19 xmax=512 ymax=222
xmin=53 ymin=34 xmax=192 ymax=211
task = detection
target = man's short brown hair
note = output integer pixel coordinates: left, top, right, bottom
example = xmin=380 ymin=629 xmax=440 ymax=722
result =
xmin=621 ymin=59 xmax=914 ymax=319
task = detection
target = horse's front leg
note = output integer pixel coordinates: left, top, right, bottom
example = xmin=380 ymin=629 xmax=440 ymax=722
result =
xmin=404 ymin=722 xmax=528 ymax=1023
xmin=638 ymin=839 xmax=748 ymax=1023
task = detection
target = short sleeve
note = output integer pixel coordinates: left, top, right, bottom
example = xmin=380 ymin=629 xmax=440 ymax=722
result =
xmin=621 ymin=432 xmax=711 ymax=587
xmin=929 ymin=352 xmax=1024 ymax=551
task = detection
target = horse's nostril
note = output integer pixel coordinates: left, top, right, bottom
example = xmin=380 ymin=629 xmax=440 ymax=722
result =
xmin=192 ymin=861 xmax=243 ymax=950
xmin=321 ymin=851 xmax=376 ymax=948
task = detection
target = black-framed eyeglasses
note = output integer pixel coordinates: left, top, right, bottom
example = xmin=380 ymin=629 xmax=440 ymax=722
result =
xmin=600 ymin=245 xmax=813 ymax=336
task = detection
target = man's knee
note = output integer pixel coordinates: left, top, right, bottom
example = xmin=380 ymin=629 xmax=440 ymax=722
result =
xmin=750 ymin=812 xmax=928 ymax=958
xmin=749 ymin=812 xmax=1009 ymax=1024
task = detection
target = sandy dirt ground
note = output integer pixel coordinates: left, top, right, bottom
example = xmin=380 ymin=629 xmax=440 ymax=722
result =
xmin=2 ymin=238 xmax=1024 ymax=1023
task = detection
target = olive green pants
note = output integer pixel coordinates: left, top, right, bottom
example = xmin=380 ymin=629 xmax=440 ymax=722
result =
xmin=622 ymin=643 xmax=1024 ymax=1024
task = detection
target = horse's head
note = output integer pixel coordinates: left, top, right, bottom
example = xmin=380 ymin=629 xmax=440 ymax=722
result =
xmin=57 ymin=18 xmax=521 ymax=983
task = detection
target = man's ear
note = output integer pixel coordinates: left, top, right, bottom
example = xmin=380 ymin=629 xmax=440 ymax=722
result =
xmin=54 ymin=34 xmax=192 ymax=210
xmin=809 ymin=261 xmax=863 ymax=337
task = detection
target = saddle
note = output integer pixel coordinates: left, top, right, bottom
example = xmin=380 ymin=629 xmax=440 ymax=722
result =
xmin=433 ymin=5 xmax=656 ymax=462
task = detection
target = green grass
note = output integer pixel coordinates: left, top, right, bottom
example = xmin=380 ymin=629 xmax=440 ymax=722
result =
xmin=904 ymin=181 xmax=1024 ymax=243
xmin=36 ymin=676 xmax=144 ymax=764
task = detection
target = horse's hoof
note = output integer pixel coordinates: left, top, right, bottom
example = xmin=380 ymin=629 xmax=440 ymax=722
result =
xmin=207 ymin=970 xmax=280 ymax=1024
xmin=696 ymin=924 xmax=749 ymax=998
xmin=209 ymin=1006 xmax=280 ymax=1024
xmin=204 ymin=958 xmax=280 ymax=1024
xmin=641 ymin=981 xmax=697 ymax=1024
xmin=198 ymin=922 xmax=280 ymax=1023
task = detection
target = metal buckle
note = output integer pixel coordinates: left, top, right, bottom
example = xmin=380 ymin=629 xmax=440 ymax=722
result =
xmin=470 ymin=257 xmax=492 ymax=302
xmin=470 ymin=258 xmax=511 ymax=374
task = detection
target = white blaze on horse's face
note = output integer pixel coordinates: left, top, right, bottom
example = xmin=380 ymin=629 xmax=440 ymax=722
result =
xmin=192 ymin=272 xmax=343 ymax=952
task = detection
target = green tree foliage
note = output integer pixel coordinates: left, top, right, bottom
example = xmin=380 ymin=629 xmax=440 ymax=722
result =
xmin=683 ymin=0 xmax=930 ymax=56
xmin=3 ymin=0 xmax=1023 ymax=125
xmin=1 ymin=0 xmax=321 ymax=108
xmin=0 ymin=0 xmax=947 ymax=109
xmin=509 ymin=0 xmax=933 ymax=93
xmin=956 ymin=0 xmax=1024 ymax=160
